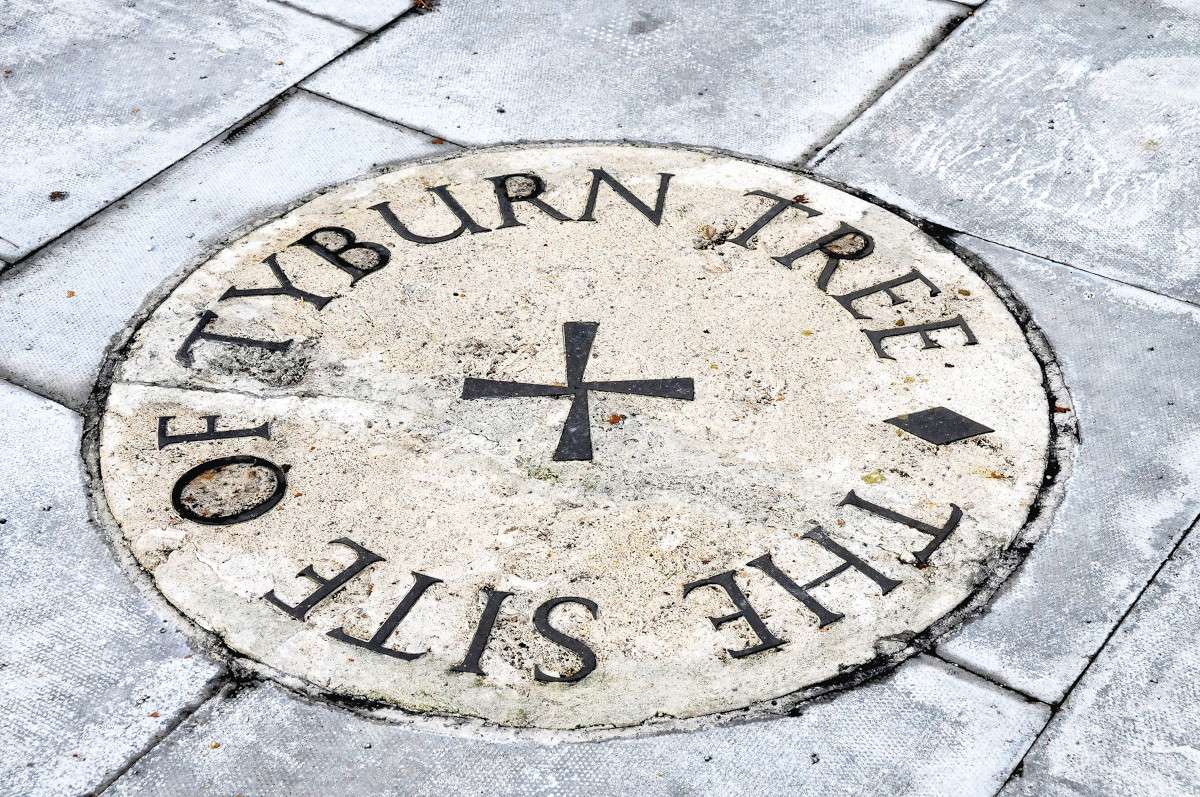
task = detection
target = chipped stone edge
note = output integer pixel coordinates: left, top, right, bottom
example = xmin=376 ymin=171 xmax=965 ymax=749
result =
xmin=79 ymin=140 xmax=1076 ymax=744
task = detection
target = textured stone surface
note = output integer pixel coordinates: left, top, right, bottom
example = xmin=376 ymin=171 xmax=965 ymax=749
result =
xmin=0 ymin=0 xmax=360 ymax=262
xmin=277 ymin=0 xmax=414 ymax=31
xmin=2 ymin=0 xmax=1196 ymax=787
xmin=1004 ymin=529 xmax=1200 ymax=796
xmin=0 ymin=380 xmax=221 ymax=796
xmin=813 ymin=0 xmax=1200 ymax=303
xmin=0 ymin=91 xmax=445 ymax=410
xmin=304 ymin=0 xmax=964 ymax=162
xmin=95 ymin=145 xmax=1051 ymax=729
xmin=107 ymin=656 xmax=1046 ymax=796
xmin=937 ymin=235 xmax=1200 ymax=702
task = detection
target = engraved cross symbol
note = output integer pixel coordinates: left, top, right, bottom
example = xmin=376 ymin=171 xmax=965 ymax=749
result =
xmin=462 ymin=322 xmax=695 ymax=461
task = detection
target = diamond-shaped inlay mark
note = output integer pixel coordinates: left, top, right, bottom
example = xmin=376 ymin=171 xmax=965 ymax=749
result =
xmin=885 ymin=407 xmax=994 ymax=445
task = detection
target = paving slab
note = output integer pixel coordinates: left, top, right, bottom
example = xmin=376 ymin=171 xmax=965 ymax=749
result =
xmin=0 ymin=380 xmax=222 ymax=797
xmin=303 ymin=0 xmax=965 ymax=163
xmin=1003 ymin=526 xmax=1200 ymax=796
xmin=812 ymin=0 xmax=1200 ymax=304
xmin=0 ymin=0 xmax=362 ymax=263
xmin=935 ymin=235 xmax=1200 ymax=703
xmin=274 ymin=0 xmax=414 ymax=32
xmin=106 ymin=656 xmax=1046 ymax=796
xmin=0 ymin=91 xmax=445 ymax=411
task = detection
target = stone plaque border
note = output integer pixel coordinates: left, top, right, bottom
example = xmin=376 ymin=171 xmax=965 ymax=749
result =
xmin=80 ymin=141 xmax=1076 ymax=740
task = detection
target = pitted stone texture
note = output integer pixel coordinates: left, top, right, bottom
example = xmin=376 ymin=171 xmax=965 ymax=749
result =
xmin=97 ymin=145 xmax=1050 ymax=729
xmin=0 ymin=91 xmax=446 ymax=410
xmin=813 ymin=0 xmax=1200 ymax=304
xmin=1004 ymin=530 xmax=1200 ymax=796
xmin=277 ymin=0 xmax=414 ymax=31
xmin=303 ymin=0 xmax=964 ymax=162
xmin=106 ymin=657 xmax=1046 ymax=796
xmin=938 ymin=235 xmax=1200 ymax=703
xmin=0 ymin=381 xmax=221 ymax=797
xmin=0 ymin=0 xmax=361 ymax=262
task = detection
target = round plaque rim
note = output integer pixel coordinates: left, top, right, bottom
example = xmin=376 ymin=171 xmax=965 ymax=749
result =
xmin=80 ymin=140 xmax=1076 ymax=741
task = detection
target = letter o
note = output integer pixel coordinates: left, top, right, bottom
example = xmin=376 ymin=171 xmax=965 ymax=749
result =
xmin=170 ymin=455 xmax=288 ymax=525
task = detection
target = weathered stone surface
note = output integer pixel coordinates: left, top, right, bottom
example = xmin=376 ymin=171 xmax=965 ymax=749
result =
xmin=0 ymin=380 xmax=221 ymax=797
xmin=0 ymin=91 xmax=445 ymax=410
xmin=1004 ymin=529 xmax=1200 ymax=796
xmin=278 ymin=0 xmax=414 ymax=31
xmin=0 ymin=0 xmax=361 ymax=262
xmin=938 ymin=235 xmax=1200 ymax=702
xmin=304 ymin=0 xmax=965 ymax=162
xmin=107 ymin=657 xmax=1047 ymax=796
xmin=95 ymin=145 xmax=1053 ymax=729
xmin=813 ymin=0 xmax=1200 ymax=304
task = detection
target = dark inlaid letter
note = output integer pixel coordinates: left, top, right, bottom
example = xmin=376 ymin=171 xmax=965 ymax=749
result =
xmin=220 ymin=253 xmax=333 ymax=310
xmin=158 ymin=415 xmax=270 ymax=449
xmin=833 ymin=269 xmax=941 ymax=321
xmin=840 ymin=490 xmax=963 ymax=565
xmin=683 ymin=570 xmax=786 ymax=658
xmin=863 ymin=315 xmax=978 ymax=360
xmin=369 ymin=185 xmax=491 ymax=244
xmin=772 ymin=221 xmax=875 ymax=291
xmin=532 ymin=596 xmax=599 ymax=683
xmin=262 ymin=537 xmax=384 ymax=621
xmin=176 ymin=310 xmax=293 ymax=367
xmin=744 ymin=553 xmax=839 ymax=628
xmin=577 ymin=169 xmax=673 ymax=226
xmin=171 ymin=454 xmax=287 ymax=526
xmin=747 ymin=527 xmax=901 ymax=628
xmin=450 ymin=588 xmax=514 ymax=676
xmin=487 ymin=173 xmax=571 ymax=229
xmin=291 ymin=226 xmax=390 ymax=284
xmin=727 ymin=190 xmax=822 ymax=249
xmin=327 ymin=571 xmax=443 ymax=660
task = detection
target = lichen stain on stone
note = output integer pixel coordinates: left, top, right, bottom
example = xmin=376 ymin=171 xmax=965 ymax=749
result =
xmin=525 ymin=463 xmax=559 ymax=482
xmin=692 ymin=220 xmax=735 ymax=250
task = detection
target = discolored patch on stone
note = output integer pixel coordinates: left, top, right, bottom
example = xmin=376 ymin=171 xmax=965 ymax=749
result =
xmin=93 ymin=144 xmax=1056 ymax=731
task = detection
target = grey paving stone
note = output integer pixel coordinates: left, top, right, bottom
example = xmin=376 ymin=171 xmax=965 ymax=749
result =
xmin=0 ymin=0 xmax=361 ymax=262
xmin=274 ymin=0 xmax=414 ymax=31
xmin=304 ymin=0 xmax=965 ymax=163
xmin=0 ymin=91 xmax=445 ymax=410
xmin=936 ymin=235 xmax=1200 ymax=703
xmin=107 ymin=656 xmax=1045 ymax=797
xmin=0 ymin=380 xmax=221 ymax=797
xmin=1002 ymin=528 xmax=1200 ymax=796
xmin=812 ymin=0 xmax=1200 ymax=304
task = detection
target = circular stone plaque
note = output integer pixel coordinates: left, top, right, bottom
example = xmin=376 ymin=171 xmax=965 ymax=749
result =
xmin=95 ymin=144 xmax=1055 ymax=731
